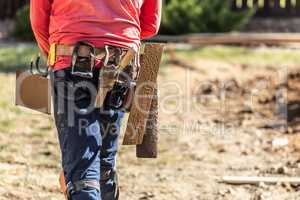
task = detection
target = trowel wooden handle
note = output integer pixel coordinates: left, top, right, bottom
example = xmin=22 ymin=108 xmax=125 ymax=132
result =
xmin=95 ymin=88 xmax=110 ymax=108
xmin=119 ymin=49 xmax=136 ymax=69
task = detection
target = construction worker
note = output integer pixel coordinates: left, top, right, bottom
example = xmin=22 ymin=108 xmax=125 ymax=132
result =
xmin=30 ymin=1 xmax=161 ymax=200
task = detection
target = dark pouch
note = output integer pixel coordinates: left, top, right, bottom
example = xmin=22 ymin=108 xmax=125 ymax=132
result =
xmin=104 ymin=62 xmax=138 ymax=112
xmin=104 ymin=81 xmax=129 ymax=110
xmin=71 ymin=41 xmax=96 ymax=79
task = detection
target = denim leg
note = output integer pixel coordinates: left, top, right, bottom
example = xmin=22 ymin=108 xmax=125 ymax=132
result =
xmin=52 ymin=69 xmax=102 ymax=200
xmin=99 ymin=110 xmax=124 ymax=200
xmin=61 ymin=114 xmax=101 ymax=200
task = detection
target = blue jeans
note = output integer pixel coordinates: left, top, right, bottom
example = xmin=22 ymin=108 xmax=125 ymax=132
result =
xmin=51 ymin=68 xmax=123 ymax=200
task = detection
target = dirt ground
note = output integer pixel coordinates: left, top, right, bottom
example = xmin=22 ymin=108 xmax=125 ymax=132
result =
xmin=1 ymin=47 xmax=300 ymax=200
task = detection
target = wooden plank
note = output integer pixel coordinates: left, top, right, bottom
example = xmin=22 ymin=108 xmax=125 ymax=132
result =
xmin=263 ymin=0 xmax=270 ymax=16
xmin=286 ymin=0 xmax=292 ymax=11
xmin=5 ymin=1 xmax=13 ymax=18
xmin=296 ymin=0 xmax=300 ymax=14
xmin=0 ymin=0 xmax=5 ymax=19
xmin=147 ymin=33 xmax=300 ymax=46
xmin=136 ymin=88 xmax=158 ymax=158
xmin=10 ymin=0 xmax=15 ymax=17
xmin=252 ymin=0 xmax=259 ymax=12
xmin=274 ymin=0 xmax=281 ymax=10
xmin=222 ymin=176 xmax=300 ymax=185
xmin=272 ymin=0 xmax=291 ymax=16
xmin=232 ymin=0 xmax=238 ymax=10
xmin=2 ymin=1 xmax=8 ymax=19
xmin=242 ymin=0 xmax=249 ymax=9
xmin=122 ymin=43 xmax=164 ymax=145
xmin=187 ymin=33 xmax=300 ymax=45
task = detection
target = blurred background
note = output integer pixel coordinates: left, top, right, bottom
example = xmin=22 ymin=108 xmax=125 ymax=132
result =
xmin=1 ymin=0 xmax=300 ymax=199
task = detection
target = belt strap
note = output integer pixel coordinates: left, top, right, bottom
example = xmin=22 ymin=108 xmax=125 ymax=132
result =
xmin=48 ymin=43 xmax=106 ymax=66
xmin=56 ymin=44 xmax=105 ymax=57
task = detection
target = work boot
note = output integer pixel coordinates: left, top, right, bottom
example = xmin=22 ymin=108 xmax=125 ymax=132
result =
xmin=101 ymin=169 xmax=119 ymax=200
xmin=59 ymin=169 xmax=119 ymax=200
xmin=59 ymin=171 xmax=68 ymax=200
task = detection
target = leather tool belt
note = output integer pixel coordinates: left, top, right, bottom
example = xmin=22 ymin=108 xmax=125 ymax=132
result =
xmin=48 ymin=42 xmax=106 ymax=65
xmin=48 ymin=41 xmax=106 ymax=78
xmin=48 ymin=41 xmax=139 ymax=111
xmin=95 ymin=46 xmax=139 ymax=109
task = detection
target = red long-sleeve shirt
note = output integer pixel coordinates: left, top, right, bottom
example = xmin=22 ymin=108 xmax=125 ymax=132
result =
xmin=30 ymin=0 xmax=161 ymax=70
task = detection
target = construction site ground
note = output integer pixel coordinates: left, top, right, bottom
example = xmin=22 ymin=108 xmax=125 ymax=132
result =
xmin=1 ymin=44 xmax=300 ymax=199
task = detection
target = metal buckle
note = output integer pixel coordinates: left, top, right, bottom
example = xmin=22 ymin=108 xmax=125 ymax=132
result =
xmin=71 ymin=41 xmax=96 ymax=79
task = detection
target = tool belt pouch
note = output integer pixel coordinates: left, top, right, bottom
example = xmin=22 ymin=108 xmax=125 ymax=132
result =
xmin=71 ymin=41 xmax=96 ymax=79
xmin=118 ymin=63 xmax=138 ymax=112
xmin=104 ymin=76 xmax=136 ymax=112
xmin=121 ymin=81 xmax=136 ymax=112
xmin=101 ymin=47 xmax=139 ymax=112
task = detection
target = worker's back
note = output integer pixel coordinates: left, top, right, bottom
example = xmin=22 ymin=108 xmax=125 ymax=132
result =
xmin=29 ymin=1 xmax=162 ymax=199
xmin=31 ymin=0 xmax=161 ymax=56
xmin=49 ymin=0 xmax=142 ymax=50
